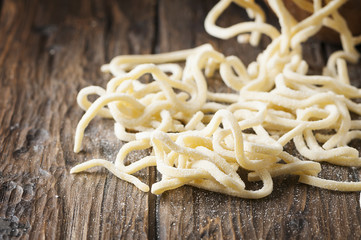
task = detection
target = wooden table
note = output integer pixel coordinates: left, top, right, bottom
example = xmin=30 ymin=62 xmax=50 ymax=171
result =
xmin=1 ymin=0 xmax=361 ymax=239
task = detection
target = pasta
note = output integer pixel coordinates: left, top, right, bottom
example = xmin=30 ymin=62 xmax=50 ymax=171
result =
xmin=71 ymin=0 xmax=361 ymax=199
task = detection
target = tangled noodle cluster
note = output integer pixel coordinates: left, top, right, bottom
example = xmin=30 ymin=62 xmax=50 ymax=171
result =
xmin=71 ymin=0 xmax=361 ymax=198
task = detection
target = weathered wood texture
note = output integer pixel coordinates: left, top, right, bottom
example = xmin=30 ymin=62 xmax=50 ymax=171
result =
xmin=0 ymin=0 xmax=156 ymax=239
xmin=0 ymin=0 xmax=360 ymax=239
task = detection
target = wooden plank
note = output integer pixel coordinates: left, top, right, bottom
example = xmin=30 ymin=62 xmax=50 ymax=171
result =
xmin=0 ymin=0 xmax=156 ymax=239
xmin=156 ymin=0 xmax=202 ymax=238
xmin=156 ymin=0 xmax=361 ymax=239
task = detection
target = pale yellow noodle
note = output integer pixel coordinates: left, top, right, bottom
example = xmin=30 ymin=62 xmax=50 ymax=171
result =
xmin=71 ymin=0 xmax=361 ymax=198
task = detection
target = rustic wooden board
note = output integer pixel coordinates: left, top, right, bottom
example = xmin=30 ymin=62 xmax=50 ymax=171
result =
xmin=0 ymin=0 xmax=156 ymax=239
xmin=0 ymin=0 xmax=360 ymax=239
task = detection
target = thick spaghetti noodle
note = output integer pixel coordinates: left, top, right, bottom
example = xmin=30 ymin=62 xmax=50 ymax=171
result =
xmin=71 ymin=0 xmax=361 ymax=199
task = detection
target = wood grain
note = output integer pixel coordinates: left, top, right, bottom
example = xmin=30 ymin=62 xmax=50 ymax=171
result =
xmin=0 ymin=0 xmax=360 ymax=239
xmin=0 ymin=0 xmax=156 ymax=239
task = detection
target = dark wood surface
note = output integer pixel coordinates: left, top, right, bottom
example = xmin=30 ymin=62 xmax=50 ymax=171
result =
xmin=0 ymin=0 xmax=360 ymax=239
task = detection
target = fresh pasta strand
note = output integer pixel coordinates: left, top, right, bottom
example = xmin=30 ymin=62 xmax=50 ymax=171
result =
xmin=71 ymin=0 xmax=361 ymax=198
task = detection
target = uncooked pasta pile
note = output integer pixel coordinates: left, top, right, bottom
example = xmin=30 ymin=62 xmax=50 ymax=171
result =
xmin=71 ymin=0 xmax=361 ymax=198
